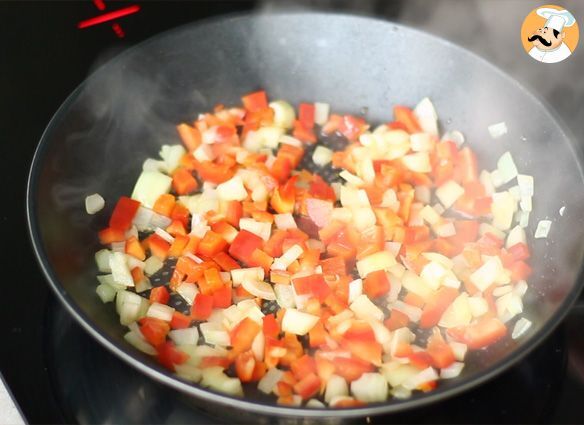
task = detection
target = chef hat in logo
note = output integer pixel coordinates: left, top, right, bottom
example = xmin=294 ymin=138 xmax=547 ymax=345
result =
xmin=537 ymin=7 xmax=576 ymax=32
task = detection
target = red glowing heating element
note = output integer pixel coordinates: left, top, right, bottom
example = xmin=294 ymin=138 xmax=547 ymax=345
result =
xmin=78 ymin=2 xmax=140 ymax=38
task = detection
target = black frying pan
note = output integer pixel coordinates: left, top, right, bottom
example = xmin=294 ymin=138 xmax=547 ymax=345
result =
xmin=27 ymin=12 xmax=584 ymax=418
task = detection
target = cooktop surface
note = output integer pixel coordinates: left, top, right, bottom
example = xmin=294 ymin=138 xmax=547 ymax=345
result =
xmin=2 ymin=1 xmax=584 ymax=424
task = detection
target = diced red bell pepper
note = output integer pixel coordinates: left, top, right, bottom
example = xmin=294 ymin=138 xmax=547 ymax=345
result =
xmin=230 ymin=317 xmax=261 ymax=354
xmin=262 ymin=313 xmax=280 ymax=338
xmin=212 ymin=284 xmax=232 ymax=308
xmin=508 ymin=242 xmax=530 ymax=261
xmin=293 ymin=373 xmax=321 ymax=400
xmin=195 ymin=161 xmax=235 ymax=184
xmin=309 ymin=175 xmax=336 ymax=201
xmin=170 ymin=202 xmax=190 ymax=228
xmin=199 ymin=356 xmax=231 ymax=369
xmin=177 ymin=123 xmax=201 ymax=151
xmin=343 ymin=321 xmax=376 ymax=342
xmin=249 ymin=248 xmax=274 ymax=273
xmin=384 ymin=309 xmax=410 ymax=331
xmin=197 ymin=231 xmax=228 ymax=257
xmin=292 ymin=273 xmax=331 ymax=302
xmin=419 ymin=287 xmax=459 ymax=328
xmin=148 ymin=233 xmax=171 ymax=260
xmin=109 ymin=196 xmax=141 ymax=231
xmin=191 ymin=293 xmax=213 ymax=320
xmin=408 ymin=351 xmax=434 ymax=370
xmin=98 ymin=227 xmax=126 ymax=245
xmin=454 ymin=220 xmax=480 ymax=244
xmin=320 ymin=256 xmax=347 ymax=276
xmin=454 ymin=147 xmax=479 ymax=184
xmin=156 ymin=341 xmax=189 ymax=371
xmin=509 ymin=260 xmax=532 ymax=281
xmin=290 ymin=354 xmax=317 ymax=381
xmin=139 ymin=317 xmax=170 ymax=347
xmin=363 ymin=269 xmax=390 ymax=298
xmin=212 ymin=251 xmax=240 ymax=271
xmin=426 ymin=332 xmax=455 ymax=369
xmin=172 ymin=168 xmax=198 ymax=195
xmin=229 ymin=230 xmax=264 ymax=265
xmin=168 ymin=234 xmax=189 ymax=257
xmin=293 ymin=120 xmax=317 ymax=143
xmin=333 ymin=357 xmax=374 ymax=382
xmin=393 ymin=106 xmax=421 ymax=134
xmin=341 ymin=339 xmax=382 ymax=366
xmin=308 ymin=320 xmax=327 ymax=348
xmin=125 ymin=236 xmax=146 ymax=260
xmin=221 ymin=200 xmax=243 ymax=228
xmin=235 ymin=351 xmax=256 ymax=383
xmin=264 ymin=336 xmax=287 ymax=368
xmin=170 ymin=311 xmax=192 ymax=330
xmin=242 ymin=90 xmax=268 ymax=112
xmin=277 ymin=144 xmax=304 ymax=169
xmin=149 ymin=286 xmax=170 ymax=305
xmin=298 ymin=103 xmax=316 ymax=129
xmin=447 ymin=317 xmax=507 ymax=350
xmin=270 ymin=176 xmax=297 ymax=214
xmin=339 ymin=115 xmax=367 ymax=141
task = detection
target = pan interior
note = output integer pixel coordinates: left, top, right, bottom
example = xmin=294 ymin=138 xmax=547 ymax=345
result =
xmin=27 ymin=12 xmax=584 ymax=416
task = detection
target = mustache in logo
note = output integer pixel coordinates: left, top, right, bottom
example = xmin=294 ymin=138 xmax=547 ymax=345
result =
xmin=528 ymin=34 xmax=552 ymax=46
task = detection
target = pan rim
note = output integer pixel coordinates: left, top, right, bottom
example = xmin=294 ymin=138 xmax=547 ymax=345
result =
xmin=26 ymin=10 xmax=584 ymax=418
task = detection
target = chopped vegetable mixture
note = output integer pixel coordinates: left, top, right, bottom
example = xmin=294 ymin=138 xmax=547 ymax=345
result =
xmin=92 ymin=91 xmax=538 ymax=407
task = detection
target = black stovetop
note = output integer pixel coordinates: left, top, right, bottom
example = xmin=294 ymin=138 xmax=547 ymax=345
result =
xmin=3 ymin=1 xmax=584 ymax=424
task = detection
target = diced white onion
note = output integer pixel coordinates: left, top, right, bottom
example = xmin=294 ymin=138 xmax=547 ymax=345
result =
xmin=96 ymin=284 xmax=117 ymax=303
xmin=169 ymin=327 xmax=199 ymax=346
xmin=144 ymin=256 xmax=164 ymax=276
xmin=440 ymin=362 xmax=464 ymax=379
xmin=242 ymin=279 xmax=276 ymax=301
xmin=269 ymin=100 xmax=296 ymax=129
xmin=239 ymin=218 xmax=271 ymax=241
xmin=274 ymin=283 xmax=296 ymax=308
xmin=497 ymin=151 xmax=518 ymax=184
xmin=414 ymin=97 xmax=439 ymax=136
xmin=258 ymin=368 xmax=284 ymax=394
xmin=176 ymin=282 xmax=199 ymax=305
xmin=402 ymin=367 xmax=438 ymax=390
xmin=441 ymin=130 xmax=465 ymax=146
xmin=402 ymin=152 xmax=431 ymax=173
xmin=348 ymin=279 xmax=363 ymax=304
xmin=274 ymin=213 xmax=297 ymax=230
xmin=512 ymin=317 xmax=532 ymax=339
xmin=351 ymin=373 xmax=388 ymax=402
xmin=231 ymin=267 xmax=264 ymax=286
xmin=282 ymin=309 xmax=319 ymax=335
xmin=124 ymin=331 xmax=157 ymax=355
xmin=488 ymin=121 xmax=508 ymax=139
xmin=436 ymin=180 xmax=464 ymax=209
xmin=312 ymin=146 xmax=333 ymax=166
xmin=534 ymin=220 xmax=552 ymax=239
xmin=131 ymin=170 xmax=172 ymax=209
xmin=109 ymin=252 xmax=134 ymax=287
xmin=217 ymin=176 xmax=248 ymax=201
xmin=314 ymin=102 xmax=330 ymax=126
xmin=356 ymin=251 xmax=397 ymax=278
xmin=340 ymin=170 xmax=365 ymax=186
xmin=350 ymin=295 xmax=384 ymax=322
xmin=146 ymin=302 xmax=174 ymax=322
xmin=200 ymin=322 xmax=230 ymax=346
xmin=85 ymin=193 xmax=105 ymax=214
xmin=271 ymin=244 xmax=303 ymax=271
xmin=154 ymin=227 xmax=174 ymax=244
xmin=449 ymin=342 xmax=467 ymax=361
xmin=95 ymin=249 xmax=112 ymax=273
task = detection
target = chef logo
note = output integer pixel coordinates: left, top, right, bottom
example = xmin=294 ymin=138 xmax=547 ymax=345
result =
xmin=521 ymin=5 xmax=579 ymax=63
